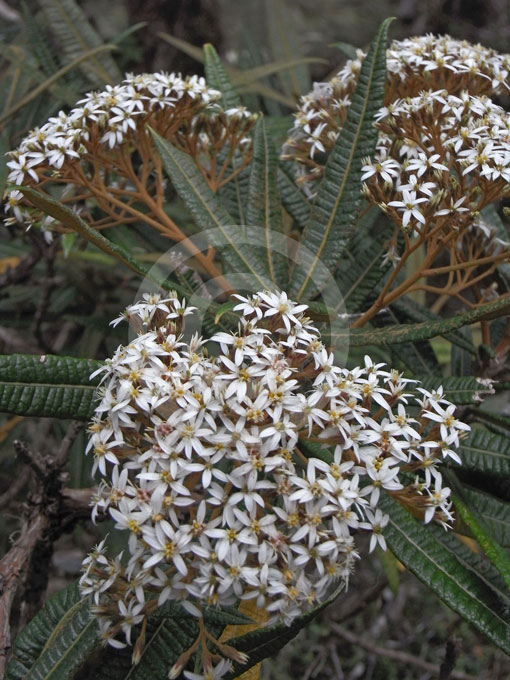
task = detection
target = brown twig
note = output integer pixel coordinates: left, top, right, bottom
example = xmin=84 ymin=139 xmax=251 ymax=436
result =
xmin=329 ymin=622 xmax=477 ymax=680
xmin=0 ymin=424 xmax=88 ymax=675
xmin=0 ymin=514 xmax=49 ymax=676
xmin=0 ymin=467 xmax=30 ymax=509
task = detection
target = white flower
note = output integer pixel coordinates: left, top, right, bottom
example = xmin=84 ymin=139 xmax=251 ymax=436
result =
xmin=388 ymin=190 xmax=428 ymax=227
xmin=364 ymin=508 xmax=389 ymax=552
xmin=361 ymin=158 xmax=401 ymax=183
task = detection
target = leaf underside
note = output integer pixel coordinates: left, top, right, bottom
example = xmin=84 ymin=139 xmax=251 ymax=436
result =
xmin=380 ymin=494 xmax=510 ymax=655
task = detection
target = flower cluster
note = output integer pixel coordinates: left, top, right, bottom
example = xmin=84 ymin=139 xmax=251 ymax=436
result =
xmin=80 ymin=291 xmax=468 ymax=679
xmin=282 ymin=35 xmax=510 ymax=317
xmin=364 ymin=90 xmax=510 ymax=226
xmin=283 ymin=34 xmax=510 ymax=187
xmin=5 ymin=72 xmax=256 ymax=234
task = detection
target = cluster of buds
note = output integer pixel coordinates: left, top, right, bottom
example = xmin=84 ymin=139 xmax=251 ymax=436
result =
xmin=80 ymin=291 xmax=469 ymax=679
xmin=5 ymin=72 xmax=257 ymax=238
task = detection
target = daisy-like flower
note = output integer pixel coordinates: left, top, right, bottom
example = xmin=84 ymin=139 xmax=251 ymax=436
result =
xmin=422 ymin=402 xmax=471 ymax=444
xmin=361 ymin=157 xmax=401 ymax=183
xmin=364 ymin=508 xmax=390 ymax=552
xmin=388 ymin=190 xmax=428 ymax=227
xmin=406 ymin=153 xmax=449 ymax=177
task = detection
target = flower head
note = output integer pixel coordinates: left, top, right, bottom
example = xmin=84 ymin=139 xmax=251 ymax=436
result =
xmin=80 ymin=291 xmax=467 ymax=676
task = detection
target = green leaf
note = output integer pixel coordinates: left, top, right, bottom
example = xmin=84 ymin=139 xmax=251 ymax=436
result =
xmin=158 ymin=34 xmax=304 ymax=110
xmin=453 ymin=492 xmax=510 ymax=591
xmin=418 ymin=375 xmax=493 ymax=405
xmin=469 ymin=408 xmax=510 ymax=437
xmin=298 ymin=437 xmax=334 ymax=465
xmin=462 ymin=486 xmax=510 ymax=548
xmin=380 ymin=494 xmax=510 ymax=655
xmin=150 ymin=130 xmax=272 ymax=290
xmin=0 ymin=353 xmax=102 ymax=420
xmin=7 ymin=579 xmax=255 ymax=680
xmin=246 ymin=116 xmax=288 ymax=287
xmin=333 ymin=295 xmax=510 ymax=346
xmin=434 ymin=527 xmax=510 ymax=615
xmin=84 ymin=603 xmax=251 ymax=679
xmin=203 ymin=43 xmax=241 ymax=110
xmin=335 ymin=207 xmax=392 ymax=313
xmin=264 ymin=115 xmax=294 ymax=149
xmin=233 ymin=59 xmax=327 ymax=90
xmin=329 ymin=41 xmax=359 ymax=60
xmin=0 ymin=45 xmax=119 ymax=127
xmin=22 ymin=1 xmax=60 ymax=77
xmin=202 ymin=44 xmax=252 ymax=227
xmin=277 ymin=162 xmax=311 ymax=230
xmin=391 ymin=298 xmax=476 ymax=355
xmin=18 ymin=188 xmax=164 ymax=284
xmin=5 ymin=582 xmax=98 ymax=680
xmin=38 ymin=0 xmax=121 ymax=85
xmin=481 ymin=204 xmax=510 ymax=279
xmin=384 ymin=311 xmax=441 ymax=376
xmin=0 ymin=133 xmax=8 ymax=199
xmin=451 ymin=327 xmax=474 ymax=376
xmin=264 ymin=0 xmax=310 ymax=98
xmin=18 ymin=187 xmax=193 ymax=301
xmin=289 ymin=18 xmax=393 ymax=300
xmin=457 ymin=427 xmax=510 ymax=476
xmin=216 ymin=159 xmax=251 ymax=228
xmin=224 ymin=584 xmax=344 ymax=679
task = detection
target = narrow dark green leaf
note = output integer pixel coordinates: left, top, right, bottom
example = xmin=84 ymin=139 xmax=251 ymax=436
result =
xmin=203 ymin=43 xmax=241 ymax=110
xmin=453 ymin=493 xmax=510 ymax=591
xmin=8 ymin=579 xmax=255 ymax=680
xmin=468 ymin=408 xmax=510 ymax=437
xmin=451 ymin=327 xmax=474 ymax=376
xmin=457 ymin=427 xmax=510 ymax=476
xmin=38 ymin=0 xmax=121 ymax=85
xmin=462 ymin=486 xmax=510 ymax=548
xmin=264 ymin=115 xmax=294 ymax=150
xmin=329 ymin=41 xmax=358 ymax=60
xmin=264 ymin=0 xmax=310 ymax=98
xmin=18 ymin=186 xmax=188 ymax=298
xmin=383 ymin=306 xmax=441 ymax=376
xmin=434 ymin=527 xmax=510 ymax=614
xmin=224 ymin=585 xmax=344 ymax=679
xmin=391 ymin=298 xmax=476 ymax=354
xmin=235 ymin=60 xmax=327 ymax=89
xmin=0 ymin=353 xmax=102 ymax=420
xmin=380 ymin=494 xmax=510 ymax=654
xmin=481 ymin=204 xmax=510 ymax=279
xmin=150 ymin=130 xmax=272 ymax=290
xmin=418 ymin=376 xmax=493 ymax=405
xmin=289 ymin=18 xmax=393 ymax=300
xmin=5 ymin=582 xmax=98 ymax=680
xmin=277 ymin=162 xmax=311 ymax=230
xmin=213 ymin=300 xmax=238 ymax=325
xmin=202 ymin=44 xmax=253 ymax=226
xmin=335 ymin=207 xmax=391 ymax=313
xmin=246 ymin=116 xmax=288 ymax=287
xmin=333 ymin=295 xmax=510 ymax=346
xmin=0 ymin=133 xmax=8 ymax=198
xmin=298 ymin=437 xmax=334 ymax=465
xmin=0 ymin=45 xmax=118 ymax=127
